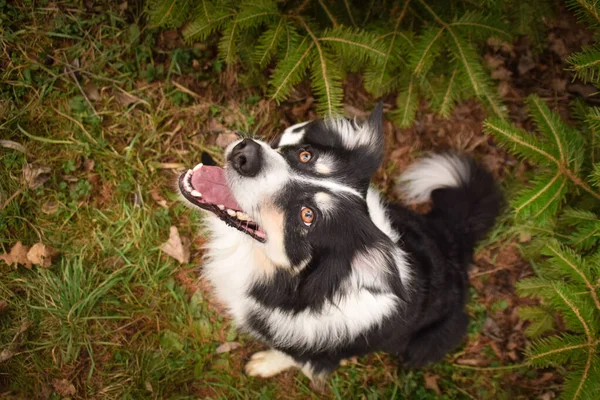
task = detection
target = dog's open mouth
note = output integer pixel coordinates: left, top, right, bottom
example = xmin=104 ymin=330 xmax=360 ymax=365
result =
xmin=178 ymin=163 xmax=266 ymax=242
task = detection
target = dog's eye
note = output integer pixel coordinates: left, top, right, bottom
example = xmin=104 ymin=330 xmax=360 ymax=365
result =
xmin=299 ymin=151 xmax=312 ymax=163
xmin=301 ymin=207 xmax=315 ymax=226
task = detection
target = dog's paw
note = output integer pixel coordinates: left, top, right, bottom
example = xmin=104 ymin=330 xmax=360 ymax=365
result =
xmin=244 ymin=350 xmax=298 ymax=378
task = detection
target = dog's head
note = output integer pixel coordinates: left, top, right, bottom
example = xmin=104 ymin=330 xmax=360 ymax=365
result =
xmin=179 ymin=103 xmax=404 ymax=290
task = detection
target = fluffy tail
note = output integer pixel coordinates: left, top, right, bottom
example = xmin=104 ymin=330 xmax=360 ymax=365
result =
xmin=396 ymin=153 xmax=503 ymax=247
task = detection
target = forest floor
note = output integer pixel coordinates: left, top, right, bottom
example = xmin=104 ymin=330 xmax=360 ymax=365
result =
xmin=0 ymin=1 xmax=595 ymax=399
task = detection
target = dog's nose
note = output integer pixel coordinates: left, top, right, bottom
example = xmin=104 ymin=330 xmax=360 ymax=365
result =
xmin=229 ymin=139 xmax=262 ymax=177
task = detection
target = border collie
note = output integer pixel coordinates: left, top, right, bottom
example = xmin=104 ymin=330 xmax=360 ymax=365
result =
xmin=178 ymin=102 xmax=503 ymax=388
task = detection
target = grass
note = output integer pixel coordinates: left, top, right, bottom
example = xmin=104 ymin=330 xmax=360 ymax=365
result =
xmin=1 ymin=1 xmax=538 ymax=399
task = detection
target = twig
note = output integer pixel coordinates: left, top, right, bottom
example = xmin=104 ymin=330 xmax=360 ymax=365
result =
xmin=63 ymin=55 xmax=100 ymax=119
xmin=469 ymin=265 xmax=511 ymax=278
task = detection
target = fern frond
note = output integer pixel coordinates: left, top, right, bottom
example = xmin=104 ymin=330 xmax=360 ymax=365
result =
xmin=253 ymin=19 xmax=287 ymax=67
xmin=235 ymin=0 xmax=278 ymax=30
xmin=218 ymin=22 xmax=239 ymax=65
xmin=429 ymin=67 xmax=461 ymax=118
xmin=512 ymin=171 xmax=568 ymax=222
xmin=319 ymin=26 xmax=387 ymax=66
xmin=567 ymin=43 xmax=600 ymax=84
xmin=540 ymin=239 xmax=595 ymax=288
xmin=567 ymin=0 xmax=600 ymax=28
xmin=561 ymin=354 xmax=600 ymax=400
xmin=526 ymin=333 xmax=588 ymax=368
xmin=589 ymin=162 xmax=600 ymax=188
xmin=182 ymin=1 xmax=233 ymax=42
xmin=484 ymin=119 xmax=557 ymax=165
xmin=516 ymin=277 xmax=554 ymax=299
xmin=547 ymin=282 xmax=598 ymax=337
xmin=390 ymin=76 xmax=418 ymax=128
xmin=561 ymin=208 xmax=600 ymax=251
xmin=450 ymin=11 xmax=511 ymax=41
xmin=269 ymin=39 xmax=314 ymax=104
xmin=146 ymin=0 xmax=192 ymax=28
xmin=409 ymin=26 xmax=446 ymax=77
xmin=309 ymin=47 xmax=343 ymax=116
xmin=519 ymin=306 xmax=555 ymax=338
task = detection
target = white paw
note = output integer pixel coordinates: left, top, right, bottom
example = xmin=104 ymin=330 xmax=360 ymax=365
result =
xmin=244 ymin=350 xmax=299 ymax=378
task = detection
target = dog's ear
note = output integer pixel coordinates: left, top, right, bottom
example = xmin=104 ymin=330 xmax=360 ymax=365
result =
xmin=366 ymin=100 xmax=383 ymax=137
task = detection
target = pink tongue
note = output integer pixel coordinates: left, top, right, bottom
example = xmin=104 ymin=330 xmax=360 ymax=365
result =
xmin=190 ymin=166 xmax=241 ymax=211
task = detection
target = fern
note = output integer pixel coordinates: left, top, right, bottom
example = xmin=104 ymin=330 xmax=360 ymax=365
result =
xmin=145 ymin=0 xmax=552 ymax=120
xmin=488 ymin=93 xmax=600 ymax=399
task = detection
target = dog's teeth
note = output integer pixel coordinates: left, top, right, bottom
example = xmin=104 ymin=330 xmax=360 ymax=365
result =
xmin=193 ymin=163 xmax=203 ymax=172
xmin=236 ymin=212 xmax=249 ymax=221
xmin=217 ymin=204 xmax=225 ymax=210
xmin=226 ymin=209 xmax=236 ymax=217
xmin=191 ymin=190 xmax=202 ymax=198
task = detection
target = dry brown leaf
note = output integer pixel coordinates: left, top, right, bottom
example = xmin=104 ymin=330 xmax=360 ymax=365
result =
xmin=82 ymin=159 xmax=95 ymax=172
xmin=41 ymin=200 xmax=59 ymax=215
xmin=52 ymin=378 xmax=76 ymax=396
xmin=0 ymin=300 xmax=7 ymax=313
xmin=83 ymin=82 xmax=101 ymax=101
xmin=160 ymin=226 xmax=190 ymax=264
xmin=424 ymin=373 xmax=441 ymax=396
xmin=27 ymin=243 xmax=58 ymax=268
xmin=115 ymin=87 xmax=148 ymax=107
xmin=215 ymin=342 xmax=241 ymax=354
xmin=150 ymin=188 xmax=168 ymax=208
xmin=23 ymin=164 xmax=51 ymax=190
xmin=0 ymin=139 xmax=27 ymax=154
xmin=0 ymin=242 xmax=32 ymax=269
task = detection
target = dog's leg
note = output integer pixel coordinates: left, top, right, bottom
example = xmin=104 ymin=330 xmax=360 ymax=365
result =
xmin=244 ymin=349 xmax=300 ymax=378
xmin=402 ymin=310 xmax=469 ymax=368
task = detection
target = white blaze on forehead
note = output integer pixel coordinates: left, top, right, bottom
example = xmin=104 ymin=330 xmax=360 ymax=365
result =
xmin=278 ymin=121 xmax=311 ymax=147
xmin=326 ymin=118 xmax=378 ymax=150
xmin=314 ymin=191 xmax=335 ymax=215
xmin=314 ymin=153 xmax=336 ymax=174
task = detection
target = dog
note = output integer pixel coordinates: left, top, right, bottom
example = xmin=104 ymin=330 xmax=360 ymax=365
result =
xmin=178 ymin=102 xmax=503 ymax=388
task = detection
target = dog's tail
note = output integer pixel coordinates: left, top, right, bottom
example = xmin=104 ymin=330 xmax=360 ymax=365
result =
xmin=396 ymin=153 xmax=503 ymax=248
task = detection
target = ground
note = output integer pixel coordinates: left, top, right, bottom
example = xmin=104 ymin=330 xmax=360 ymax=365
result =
xmin=0 ymin=2 xmax=593 ymax=399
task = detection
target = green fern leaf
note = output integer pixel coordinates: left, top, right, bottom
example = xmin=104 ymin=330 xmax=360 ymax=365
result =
xmin=567 ymin=0 xmax=600 ymax=28
xmin=218 ymin=22 xmax=239 ymax=65
xmin=182 ymin=1 xmax=233 ymax=42
xmin=484 ymin=118 xmax=558 ymax=166
xmin=589 ymin=162 xmax=600 ymax=188
xmin=363 ymin=29 xmax=412 ymax=96
xmin=541 ymin=239 xmax=595 ymax=287
xmin=562 ymin=209 xmax=600 ymax=251
xmin=549 ymin=282 xmax=598 ymax=337
xmin=253 ymin=19 xmax=287 ymax=67
xmin=390 ymin=77 xmax=418 ymax=128
xmin=519 ymin=306 xmax=555 ymax=338
xmin=235 ymin=0 xmax=278 ymax=30
xmin=319 ymin=26 xmax=387 ymax=67
xmin=561 ymin=353 xmax=600 ymax=400
xmin=567 ymin=43 xmax=600 ymax=84
xmin=516 ymin=277 xmax=555 ymax=299
xmin=450 ymin=11 xmax=511 ymax=41
xmin=146 ymin=0 xmax=192 ymax=28
xmin=512 ymin=171 xmax=568 ymax=222
xmin=269 ymin=39 xmax=314 ymax=104
xmin=429 ymin=68 xmax=462 ymax=118
xmin=526 ymin=333 xmax=588 ymax=368
xmin=527 ymin=95 xmax=584 ymax=169
xmin=309 ymin=47 xmax=343 ymax=116
xmin=409 ymin=26 xmax=446 ymax=77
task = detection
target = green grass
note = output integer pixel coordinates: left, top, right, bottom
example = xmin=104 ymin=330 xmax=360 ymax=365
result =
xmin=1 ymin=1 xmax=536 ymax=399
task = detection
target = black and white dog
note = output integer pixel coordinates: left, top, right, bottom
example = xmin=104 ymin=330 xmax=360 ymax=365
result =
xmin=178 ymin=102 xmax=502 ymax=387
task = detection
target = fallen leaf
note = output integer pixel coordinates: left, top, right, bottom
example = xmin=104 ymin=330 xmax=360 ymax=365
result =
xmin=52 ymin=379 xmax=76 ymax=396
xmin=483 ymin=316 xmax=503 ymax=341
xmin=83 ymin=82 xmax=101 ymax=101
xmin=150 ymin=188 xmax=168 ymax=208
xmin=0 ymin=300 xmax=7 ymax=313
xmin=517 ymin=54 xmax=535 ymax=76
xmin=215 ymin=342 xmax=241 ymax=354
xmin=82 ymin=159 xmax=95 ymax=172
xmin=114 ymin=87 xmax=148 ymax=107
xmin=424 ymin=373 xmax=441 ymax=396
xmin=0 ymin=139 xmax=27 ymax=154
xmin=160 ymin=226 xmax=190 ymax=264
xmin=27 ymin=243 xmax=58 ymax=268
xmin=215 ymin=132 xmax=240 ymax=148
xmin=41 ymin=200 xmax=59 ymax=215
xmin=23 ymin=164 xmax=51 ymax=190
xmin=0 ymin=320 xmax=31 ymax=363
xmin=0 ymin=242 xmax=32 ymax=269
